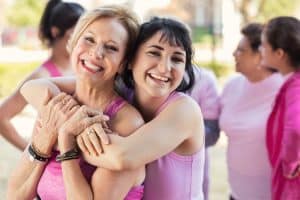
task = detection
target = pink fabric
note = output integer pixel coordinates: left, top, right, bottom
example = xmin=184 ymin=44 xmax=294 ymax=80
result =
xmin=187 ymin=66 xmax=220 ymax=119
xmin=42 ymin=59 xmax=62 ymax=77
xmin=37 ymin=97 xmax=144 ymax=200
xmin=144 ymin=92 xmax=205 ymax=200
xmin=267 ymin=72 xmax=300 ymax=200
xmin=220 ymin=73 xmax=283 ymax=200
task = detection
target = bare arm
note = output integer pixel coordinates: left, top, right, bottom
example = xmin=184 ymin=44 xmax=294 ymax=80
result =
xmin=0 ymin=67 xmax=49 ymax=150
xmin=59 ymin=104 xmax=145 ymax=199
xmin=7 ymin=146 xmax=48 ymax=200
xmin=83 ymin=96 xmax=204 ymax=170
xmin=0 ymin=90 xmax=28 ymax=150
xmin=7 ymin=94 xmax=80 ymax=199
xmin=20 ymin=76 xmax=76 ymax=111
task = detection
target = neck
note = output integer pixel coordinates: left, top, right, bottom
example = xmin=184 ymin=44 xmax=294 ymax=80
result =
xmin=133 ymin=89 xmax=170 ymax=122
xmin=75 ymin=80 xmax=117 ymax=111
xmin=280 ymin=64 xmax=295 ymax=75
xmin=49 ymin=43 xmax=70 ymax=72
xmin=245 ymin=66 xmax=273 ymax=82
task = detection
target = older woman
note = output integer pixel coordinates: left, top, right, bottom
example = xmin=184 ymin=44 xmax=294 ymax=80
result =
xmin=7 ymin=5 xmax=144 ymax=200
xmin=219 ymin=23 xmax=283 ymax=200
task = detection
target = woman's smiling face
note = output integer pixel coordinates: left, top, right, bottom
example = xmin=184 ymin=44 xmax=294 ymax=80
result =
xmin=71 ymin=17 xmax=128 ymax=85
xmin=131 ymin=31 xmax=186 ymax=98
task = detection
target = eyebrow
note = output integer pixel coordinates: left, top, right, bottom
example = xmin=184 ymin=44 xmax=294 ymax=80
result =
xmin=147 ymin=45 xmax=185 ymax=56
xmin=85 ymin=31 xmax=119 ymax=45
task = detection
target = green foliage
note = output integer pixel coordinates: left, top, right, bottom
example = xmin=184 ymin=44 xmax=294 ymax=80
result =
xmin=6 ymin=0 xmax=45 ymax=27
xmin=195 ymin=61 xmax=233 ymax=79
xmin=192 ymin=27 xmax=211 ymax=43
xmin=257 ymin=0 xmax=299 ymax=21
xmin=0 ymin=62 xmax=39 ymax=97
xmin=192 ymin=26 xmax=222 ymax=47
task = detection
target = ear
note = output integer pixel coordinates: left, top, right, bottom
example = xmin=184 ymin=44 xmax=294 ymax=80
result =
xmin=50 ymin=26 xmax=60 ymax=39
xmin=275 ymin=48 xmax=285 ymax=60
xmin=254 ymin=51 xmax=262 ymax=66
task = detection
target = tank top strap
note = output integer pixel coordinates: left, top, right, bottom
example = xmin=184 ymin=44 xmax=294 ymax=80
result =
xmin=104 ymin=97 xmax=127 ymax=118
xmin=155 ymin=92 xmax=186 ymax=115
xmin=42 ymin=59 xmax=62 ymax=77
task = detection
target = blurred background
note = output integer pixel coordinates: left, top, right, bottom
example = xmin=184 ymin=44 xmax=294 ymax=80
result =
xmin=0 ymin=0 xmax=300 ymax=199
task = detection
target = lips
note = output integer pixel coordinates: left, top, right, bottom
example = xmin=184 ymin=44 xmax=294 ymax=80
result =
xmin=148 ymin=73 xmax=170 ymax=82
xmin=81 ymin=59 xmax=104 ymax=73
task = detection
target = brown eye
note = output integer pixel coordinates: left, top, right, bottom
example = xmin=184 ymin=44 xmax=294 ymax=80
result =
xmin=104 ymin=44 xmax=118 ymax=52
xmin=84 ymin=36 xmax=94 ymax=44
xmin=147 ymin=51 xmax=160 ymax=57
xmin=172 ymin=56 xmax=184 ymax=63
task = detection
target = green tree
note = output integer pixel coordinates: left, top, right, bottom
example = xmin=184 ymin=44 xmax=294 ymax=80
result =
xmin=233 ymin=0 xmax=299 ymax=25
xmin=6 ymin=0 xmax=45 ymax=27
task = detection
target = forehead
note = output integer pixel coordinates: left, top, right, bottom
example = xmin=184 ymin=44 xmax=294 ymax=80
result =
xmin=238 ymin=36 xmax=251 ymax=48
xmin=83 ymin=17 xmax=128 ymax=44
xmin=144 ymin=31 xmax=186 ymax=52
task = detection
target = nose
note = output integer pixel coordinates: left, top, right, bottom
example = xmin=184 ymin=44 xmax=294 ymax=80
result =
xmin=233 ymin=49 xmax=237 ymax=57
xmin=158 ymin=57 xmax=172 ymax=73
xmin=89 ymin=45 xmax=104 ymax=59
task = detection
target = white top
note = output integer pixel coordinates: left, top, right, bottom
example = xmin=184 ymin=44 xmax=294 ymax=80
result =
xmin=219 ymin=73 xmax=283 ymax=200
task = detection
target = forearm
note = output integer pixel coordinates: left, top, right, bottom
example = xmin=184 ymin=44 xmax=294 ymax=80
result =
xmin=82 ymin=137 xmax=128 ymax=171
xmin=61 ymin=160 xmax=93 ymax=200
xmin=0 ymin=118 xmax=27 ymax=150
xmin=7 ymin=150 xmax=47 ymax=199
xmin=204 ymin=119 xmax=220 ymax=147
xmin=20 ymin=79 xmax=60 ymax=111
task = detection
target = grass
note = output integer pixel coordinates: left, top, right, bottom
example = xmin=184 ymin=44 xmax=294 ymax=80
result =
xmin=0 ymin=62 xmax=40 ymax=97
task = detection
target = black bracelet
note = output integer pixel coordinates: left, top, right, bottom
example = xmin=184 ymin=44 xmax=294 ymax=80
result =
xmin=56 ymin=148 xmax=80 ymax=162
xmin=28 ymin=144 xmax=50 ymax=162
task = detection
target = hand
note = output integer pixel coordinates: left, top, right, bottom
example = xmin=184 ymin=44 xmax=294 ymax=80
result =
xmin=76 ymin=123 xmax=113 ymax=156
xmin=32 ymin=92 xmax=79 ymax=156
xmin=58 ymin=105 xmax=110 ymax=152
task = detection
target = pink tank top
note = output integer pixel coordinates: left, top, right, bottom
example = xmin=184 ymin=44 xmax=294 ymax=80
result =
xmin=42 ymin=59 xmax=62 ymax=77
xmin=143 ymin=92 xmax=205 ymax=200
xmin=37 ymin=97 xmax=144 ymax=200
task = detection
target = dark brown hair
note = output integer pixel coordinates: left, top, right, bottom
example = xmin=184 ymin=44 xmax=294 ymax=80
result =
xmin=241 ymin=23 xmax=263 ymax=52
xmin=264 ymin=16 xmax=300 ymax=69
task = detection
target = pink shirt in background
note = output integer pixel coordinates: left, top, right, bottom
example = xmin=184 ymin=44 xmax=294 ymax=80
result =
xmin=187 ymin=66 xmax=220 ymax=120
xmin=220 ymin=73 xmax=283 ymax=200
xmin=267 ymin=72 xmax=300 ymax=200
xmin=42 ymin=59 xmax=62 ymax=77
xmin=143 ymin=92 xmax=205 ymax=200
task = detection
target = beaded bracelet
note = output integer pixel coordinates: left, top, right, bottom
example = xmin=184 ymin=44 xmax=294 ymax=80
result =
xmin=28 ymin=144 xmax=51 ymax=162
xmin=56 ymin=148 xmax=80 ymax=162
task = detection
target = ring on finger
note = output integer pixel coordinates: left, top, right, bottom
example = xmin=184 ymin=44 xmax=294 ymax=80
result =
xmin=88 ymin=128 xmax=94 ymax=136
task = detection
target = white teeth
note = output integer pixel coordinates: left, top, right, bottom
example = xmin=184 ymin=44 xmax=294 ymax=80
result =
xmin=83 ymin=60 xmax=102 ymax=71
xmin=150 ymin=73 xmax=169 ymax=82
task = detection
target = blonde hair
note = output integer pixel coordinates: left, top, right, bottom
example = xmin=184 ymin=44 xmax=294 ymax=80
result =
xmin=67 ymin=5 xmax=140 ymax=60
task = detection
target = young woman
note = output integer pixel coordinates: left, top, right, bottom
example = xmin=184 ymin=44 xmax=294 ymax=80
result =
xmin=260 ymin=16 xmax=300 ymax=200
xmin=14 ymin=17 xmax=205 ymax=199
xmin=219 ymin=23 xmax=282 ymax=200
xmin=7 ymin=5 xmax=145 ymax=200
xmin=0 ymin=0 xmax=84 ymax=150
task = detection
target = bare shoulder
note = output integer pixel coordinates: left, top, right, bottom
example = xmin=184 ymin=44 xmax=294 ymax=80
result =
xmin=110 ymin=102 xmax=144 ymax=137
xmin=164 ymin=94 xmax=203 ymax=122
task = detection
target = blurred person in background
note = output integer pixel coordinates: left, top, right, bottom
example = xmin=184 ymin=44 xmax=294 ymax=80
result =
xmin=185 ymin=65 xmax=220 ymax=200
xmin=219 ymin=23 xmax=283 ymax=200
xmin=261 ymin=16 xmax=300 ymax=200
xmin=0 ymin=0 xmax=84 ymax=150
